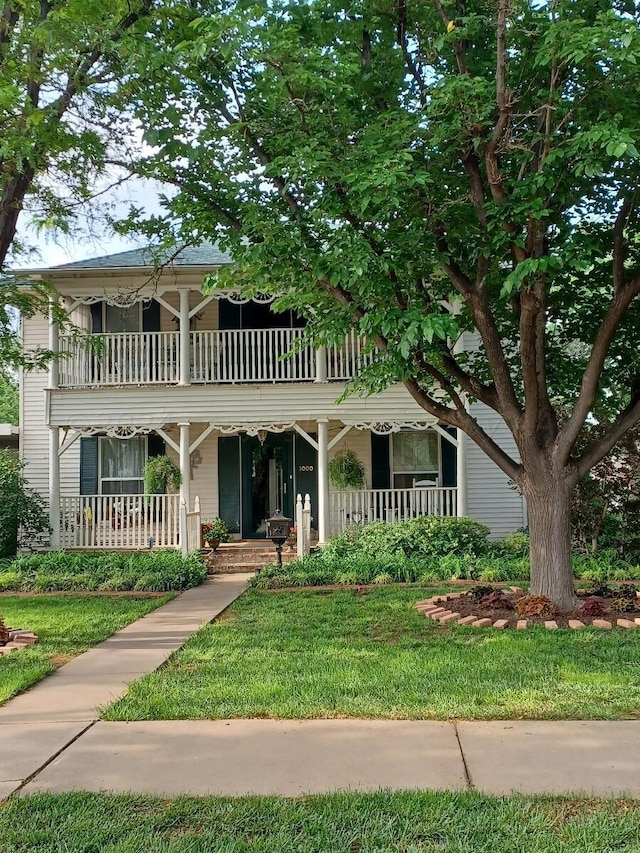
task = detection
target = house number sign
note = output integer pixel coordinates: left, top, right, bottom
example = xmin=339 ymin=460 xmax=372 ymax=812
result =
xmin=298 ymin=465 xmax=314 ymax=472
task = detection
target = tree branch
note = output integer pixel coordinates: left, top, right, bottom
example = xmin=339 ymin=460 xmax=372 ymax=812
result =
xmin=576 ymin=399 xmax=640 ymax=479
xmin=613 ymin=194 xmax=634 ymax=293
xmin=433 ymin=224 xmax=522 ymax=428
xmin=404 ymin=376 xmax=522 ymax=480
xmin=557 ymin=276 xmax=640 ymax=461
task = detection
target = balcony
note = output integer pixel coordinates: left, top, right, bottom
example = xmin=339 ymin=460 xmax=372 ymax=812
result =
xmin=58 ymin=329 xmax=372 ymax=389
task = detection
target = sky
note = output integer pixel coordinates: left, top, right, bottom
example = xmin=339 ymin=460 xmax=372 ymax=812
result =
xmin=15 ymin=176 xmax=166 ymax=269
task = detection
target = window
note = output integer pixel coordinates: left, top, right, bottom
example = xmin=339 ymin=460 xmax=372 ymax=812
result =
xmin=99 ymin=437 xmax=146 ymax=495
xmin=392 ymin=430 xmax=440 ymax=488
xmin=104 ymin=303 xmax=141 ymax=333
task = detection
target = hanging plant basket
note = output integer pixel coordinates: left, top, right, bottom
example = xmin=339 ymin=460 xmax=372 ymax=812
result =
xmin=143 ymin=455 xmax=182 ymax=494
xmin=329 ymin=448 xmax=366 ymax=490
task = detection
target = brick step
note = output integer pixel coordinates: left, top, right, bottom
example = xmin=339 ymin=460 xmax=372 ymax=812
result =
xmin=208 ymin=554 xmax=293 ymax=564
xmin=204 ymin=551 xmax=298 ymax=575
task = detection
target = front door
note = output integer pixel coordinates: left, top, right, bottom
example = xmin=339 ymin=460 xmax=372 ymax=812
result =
xmin=241 ymin=433 xmax=293 ymax=538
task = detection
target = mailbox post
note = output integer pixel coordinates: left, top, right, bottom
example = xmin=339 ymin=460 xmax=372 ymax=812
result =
xmin=266 ymin=509 xmax=292 ymax=568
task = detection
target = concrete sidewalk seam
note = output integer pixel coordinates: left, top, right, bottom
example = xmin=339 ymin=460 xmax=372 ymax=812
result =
xmin=452 ymin=722 xmax=474 ymax=790
xmin=7 ymin=720 xmax=97 ymax=801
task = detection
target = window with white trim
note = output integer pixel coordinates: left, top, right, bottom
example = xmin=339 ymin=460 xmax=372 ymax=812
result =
xmin=392 ymin=430 xmax=440 ymax=488
xmin=99 ymin=437 xmax=146 ymax=495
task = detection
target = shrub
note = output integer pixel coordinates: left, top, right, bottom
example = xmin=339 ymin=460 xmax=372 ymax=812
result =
xmin=0 ymin=550 xmax=207 ymax=592
xmin=491 ymin=532 xmax=530 ymax=558
xmin=323 ymin=516 xmax=490 ymax=562
xmin=0 ymin=449 xmax=49 ymax=557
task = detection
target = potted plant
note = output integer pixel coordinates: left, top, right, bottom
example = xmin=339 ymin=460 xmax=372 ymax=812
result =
xmin=329 ymin=447 xmax=366 ymax=490
xmin=144 ymin=455 xmax=181 ymax=494
xmin=287 ymin=525 xmax=297 ymax=551
xmin=201 ymin=517 xmax=231 ymax=550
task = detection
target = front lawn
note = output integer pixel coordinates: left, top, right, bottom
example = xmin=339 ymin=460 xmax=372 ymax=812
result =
xmin=104 ymin=586 xmax=640 ymax=721
xmin=0 ymin=594 xmax=173 ymax=705
xmin=1 ymin=791 xmax=639 ymax=852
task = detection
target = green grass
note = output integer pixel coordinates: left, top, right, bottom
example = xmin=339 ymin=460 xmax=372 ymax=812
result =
xmin=0 ymin=593 xmax=173 ymax=705
xmin=103 ymin=586 xmax=640 ymax=721
xmin=1 ymin=791 xmax=640 ymax=852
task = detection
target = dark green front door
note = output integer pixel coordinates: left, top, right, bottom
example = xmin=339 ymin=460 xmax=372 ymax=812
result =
xmin=241 ymin=433 xmax=293 ymax=538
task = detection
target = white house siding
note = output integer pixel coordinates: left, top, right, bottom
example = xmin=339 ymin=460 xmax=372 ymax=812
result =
xmin=47 ymin=383 xmax=439 ymax=428
xmin=21 ymin=313 xmax=50 ymax=496
xmin=21 ymin=313 xmax=81 ymax=503
xmin=466 ymin=402 xmax=526 ymax=538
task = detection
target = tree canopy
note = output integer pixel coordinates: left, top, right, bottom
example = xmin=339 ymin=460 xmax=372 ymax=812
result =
xmin=0 ymin=0 xmax=154 ymax=369
xmin=123 ymin=0 xmax=640 ymax=606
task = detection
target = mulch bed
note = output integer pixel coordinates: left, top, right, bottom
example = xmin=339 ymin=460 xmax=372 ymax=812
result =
xmin=417 ymin=585 xmax=640 ymax=629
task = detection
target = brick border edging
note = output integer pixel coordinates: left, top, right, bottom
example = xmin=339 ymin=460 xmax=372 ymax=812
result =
xmin=0 ymin=629 xmax=38 ymax=654
xmin=415 ymin=589 xmax=640 ymax=630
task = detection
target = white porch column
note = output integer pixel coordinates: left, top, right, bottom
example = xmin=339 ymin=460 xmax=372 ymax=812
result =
xmin=456 ymin=428 xmax=468 ymax=517
xmin=179 ymin=289 xmax=191 ymax=386
xmin=178 ymin=422 xmax=191 ymax=509
xmin=178 ymin=422 xmax=191 ymax=548
xmin=48 ymin=427 xmax=60 ymax=548
xmin=317 ymin=418 xmax=329 ymax=544
xmin=314 ymin=346 xmax=327 ymax=382
xmin=48 ymin=295 xmax=59 ymax=389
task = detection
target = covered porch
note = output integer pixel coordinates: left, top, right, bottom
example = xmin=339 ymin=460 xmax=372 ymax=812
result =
xmin=48 ymin=419 xmax=465 ymax=551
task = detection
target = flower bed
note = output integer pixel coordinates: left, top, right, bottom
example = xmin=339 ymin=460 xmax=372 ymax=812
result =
xmin=417 ymin=583 xmax=640 ymax=629
xmin=0 ymin=618 xmax=37 ymax=654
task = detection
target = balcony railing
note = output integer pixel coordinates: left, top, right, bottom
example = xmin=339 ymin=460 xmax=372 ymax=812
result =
xmin=191 ymin=328 xmax=316 ymax=383
xmin=59 ymin=494 xmax=180 ymax=549
xmin=59 ymin=332 xmax=179 ymax=387
xmin=57 ymin=329 xmax=372 ymax=388
xmin=329 ymin=487 xmax=458 ymax=535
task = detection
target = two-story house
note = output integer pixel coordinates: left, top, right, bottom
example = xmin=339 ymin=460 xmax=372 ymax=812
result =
xmin=19 ymin=245 xmax=526 ymax=551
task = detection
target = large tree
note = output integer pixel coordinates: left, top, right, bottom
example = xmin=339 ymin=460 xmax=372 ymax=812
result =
xmin=125 ymin=0 xmax=640 ymax=608
xmin=0 ymin=0 xmax=154 ymax=368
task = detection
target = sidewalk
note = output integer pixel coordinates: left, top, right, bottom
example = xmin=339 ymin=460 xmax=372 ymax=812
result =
xmin=2 ymin=573 xmax=640 ymax=800
xmin=0 ymin=573 xmax=252 ymax=798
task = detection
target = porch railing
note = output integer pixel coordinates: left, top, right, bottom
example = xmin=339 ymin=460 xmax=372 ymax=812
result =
xmin=182 ymin=496 xmax=202 ymax=557
xmin=329 ymin=487 xmax=458 ymax=535
xmin=57 ymin=329 xmax=373 ymax=388
xmin=59 ymin=494 xmax=180 ymax=549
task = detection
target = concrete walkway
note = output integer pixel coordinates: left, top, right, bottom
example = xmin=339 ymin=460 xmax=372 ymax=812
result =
xmin=2 ymin=574 xmax=640 ymax=800
xmin=0 ymin=573 xmax=252 ymax=797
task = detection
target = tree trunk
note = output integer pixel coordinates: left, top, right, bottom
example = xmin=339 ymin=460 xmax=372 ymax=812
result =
xmin=525 ymin=478 xmax=578 ymax=610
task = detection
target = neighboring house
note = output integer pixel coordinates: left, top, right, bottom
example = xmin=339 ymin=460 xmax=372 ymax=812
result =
xmin=19 ymin=245 xmax=526 ymax=550
xmin=0 ymin=424 xmax=19 ymax=452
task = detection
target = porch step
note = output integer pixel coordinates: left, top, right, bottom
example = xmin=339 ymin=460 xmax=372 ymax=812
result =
xmin=204 ymin=542 xmax=299 ymax=574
